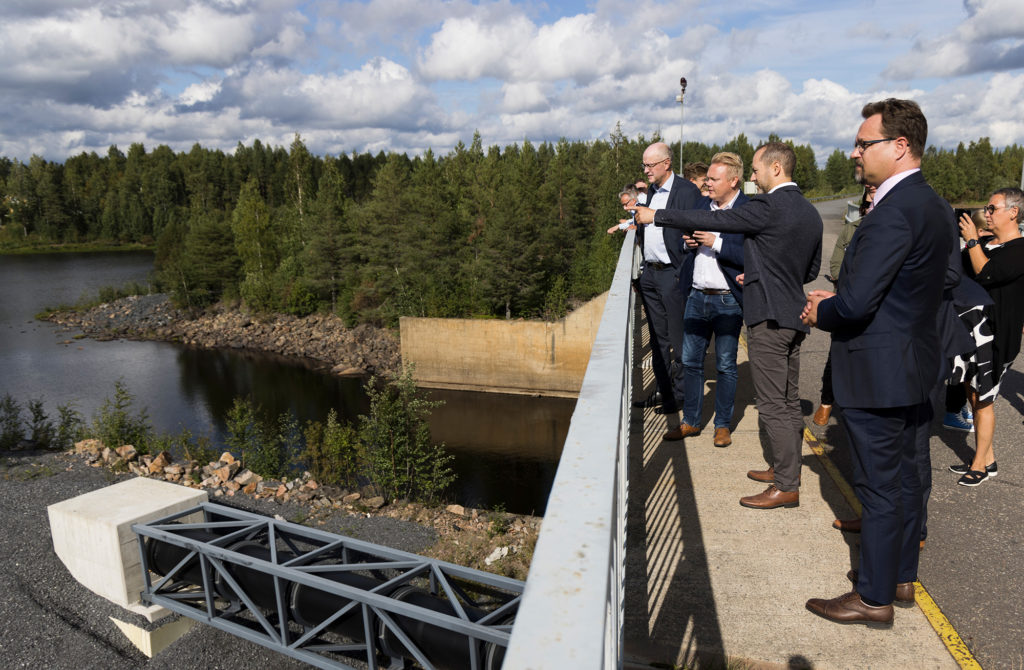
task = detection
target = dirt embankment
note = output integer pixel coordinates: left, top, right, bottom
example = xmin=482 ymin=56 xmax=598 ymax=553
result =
xmin=46 ymin=294 xmax=401 ymax=377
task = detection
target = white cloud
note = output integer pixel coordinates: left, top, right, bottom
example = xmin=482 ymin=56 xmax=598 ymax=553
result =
xmin=886 ymin=0 xmax=1024 ymax=78
xmin=226 ymin=58 xmax=445 ymax=131
xmin=179 ymin=80 xmax=223 ymax=106
xmin=155 ymin=4 xmax=258 ymax=66
xmin=500 ymin=81 xmax=551 ymax=113
xmin=0 ymin=1 xmax=1021 ymax=165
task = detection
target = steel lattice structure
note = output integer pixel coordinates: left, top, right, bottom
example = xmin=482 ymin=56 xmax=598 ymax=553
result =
xmin=133 ymin=502 xmax=523 ymax=670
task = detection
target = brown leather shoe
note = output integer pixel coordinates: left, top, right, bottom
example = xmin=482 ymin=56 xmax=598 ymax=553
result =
xmin=712 ymin=427 xmax=732 ymax=447
xmin=663 ymin=423 xmax=700 ymax=441
xmin=739 ymin=485 xmax=798 ymax=509
xmin=832 ymin=517 xmax=862 ymax=533
xmin=747 ymin=466 xmax=774 ymax=483
xmin=812 ymin=404 xmax=832 ymax=426
xmin=847 ymin=570 xmax=915 ymax=604
xmin=806 ymin=591 xmax=894 ymax=627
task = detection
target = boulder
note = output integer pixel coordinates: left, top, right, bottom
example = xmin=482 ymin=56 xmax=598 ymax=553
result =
xmin=75 ymin=439 xmax=104 ymax=456
xmin=115 ymin=445 xmax=138 ymax=461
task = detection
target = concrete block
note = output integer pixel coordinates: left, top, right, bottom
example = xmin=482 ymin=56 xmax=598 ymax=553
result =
xmin=110 ymin=616 xmax=196 ymax=657
xmin=48 ymin=477 xmax=208 ymax=621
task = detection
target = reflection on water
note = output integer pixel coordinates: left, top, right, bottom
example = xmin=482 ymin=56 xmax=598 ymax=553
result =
xmin=0 ymin=252 xmax=573 ymax=515
xmin=427 ymin=389 xmax=575 ymax=515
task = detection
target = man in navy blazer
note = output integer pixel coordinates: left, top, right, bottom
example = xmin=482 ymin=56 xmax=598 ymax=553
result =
xmin=669 ymin=152 xmax=747 ymax=447
xmin=633 ymin=142 xmax=822 ymax=510
xmin=634 ymin=142 xmax=703 ymax=431
xmin=803 ymin=99 xmax=951 ymax=627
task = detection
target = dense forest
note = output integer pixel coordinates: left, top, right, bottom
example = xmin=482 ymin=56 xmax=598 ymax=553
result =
xmin=1 ymin=130 xmax=1021 ymax=325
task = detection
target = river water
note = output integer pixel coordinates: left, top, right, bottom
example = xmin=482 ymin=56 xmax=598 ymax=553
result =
xmin=0 ymin=252 xmax=570 ymax=514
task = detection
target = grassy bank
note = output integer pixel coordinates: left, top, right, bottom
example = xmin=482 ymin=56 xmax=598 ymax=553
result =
xmin=0 ymin=241 xmax=154 ymax=255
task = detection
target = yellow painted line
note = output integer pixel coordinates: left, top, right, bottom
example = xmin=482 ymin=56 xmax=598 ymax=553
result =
xmin=804 ymin=427 xmax=860 ymax=515
xmin=803 ymin=426 xmax=981 ymax=668
xmin=914 ymin=584 xmax=983 ymax=669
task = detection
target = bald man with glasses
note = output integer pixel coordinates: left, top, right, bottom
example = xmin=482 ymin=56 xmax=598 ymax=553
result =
xmin=633 ymin=142 xmax=702 ymax=436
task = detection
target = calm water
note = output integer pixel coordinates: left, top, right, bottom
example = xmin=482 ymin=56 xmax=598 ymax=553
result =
xmin=0 ymin=252 xmax=571 ymax=514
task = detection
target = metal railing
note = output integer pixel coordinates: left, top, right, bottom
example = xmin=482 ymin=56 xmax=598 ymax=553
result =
xmin=503 ymin=230 xmax=639 ymax=668
xmin=134 ymin=502 xmax=524 ymax=670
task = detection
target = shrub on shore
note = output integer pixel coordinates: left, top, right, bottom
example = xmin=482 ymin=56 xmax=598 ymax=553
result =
xmin=3 ymin=371 xmax=456 ymax=506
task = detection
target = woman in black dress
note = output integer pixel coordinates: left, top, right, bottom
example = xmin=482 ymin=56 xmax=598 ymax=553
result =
xmin=953 ymin=187 xmax=1024 ymax=486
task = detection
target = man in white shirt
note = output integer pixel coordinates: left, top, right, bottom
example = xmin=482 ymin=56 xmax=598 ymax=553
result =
xmin=633 ymin=142 xmax=703 ymax=428
xmin=670 ymin=152 xmax=747 ymax=446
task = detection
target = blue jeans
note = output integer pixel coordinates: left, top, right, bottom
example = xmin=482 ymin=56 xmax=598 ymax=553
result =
xmin=682 ymin=289 xmax=743 ymax=429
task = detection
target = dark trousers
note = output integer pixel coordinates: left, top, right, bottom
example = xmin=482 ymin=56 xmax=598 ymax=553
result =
xmin=746 ymin=320 xmax=805 ymax=491
xmin=819 ymin=352 xmax=834 ymax=406
xmin=639 ymin=265 xmax=685 ymax=410
xmin=843 ymin=403 xmax=930 ymax=605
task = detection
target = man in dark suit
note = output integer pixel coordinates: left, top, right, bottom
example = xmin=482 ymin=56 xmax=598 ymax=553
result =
xmin=633 ymin=142 xmax=702 ymax=436
xmin=802 ymin=99 xmax=951 ymax=626
xmin=632 ymin=142 xmax=822 ymax=509
xmin=671 ymin=152 xmax=747 ymax=447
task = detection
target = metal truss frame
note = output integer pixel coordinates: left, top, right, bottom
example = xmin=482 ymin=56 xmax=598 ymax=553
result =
xmin=133 ymin=502 xmax=524 ymax=670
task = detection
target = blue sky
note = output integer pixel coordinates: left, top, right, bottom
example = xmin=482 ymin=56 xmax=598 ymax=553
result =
xmin=1 ymin=0 xmax=1022 ymax=165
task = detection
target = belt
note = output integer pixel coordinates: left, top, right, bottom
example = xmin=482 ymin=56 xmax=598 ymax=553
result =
xmin=645 ymin=261 xmax=673 ymax=270
xmin=694 ymin=288 xmax=731 ymax=295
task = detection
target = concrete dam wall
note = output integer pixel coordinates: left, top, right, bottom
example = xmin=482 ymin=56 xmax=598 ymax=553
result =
xmin=399 ymin=292 xmax=608 ymax=397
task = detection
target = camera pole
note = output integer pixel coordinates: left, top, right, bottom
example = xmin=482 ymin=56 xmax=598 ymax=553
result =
xmin=676 ymin=77 xmax=687 ymax=170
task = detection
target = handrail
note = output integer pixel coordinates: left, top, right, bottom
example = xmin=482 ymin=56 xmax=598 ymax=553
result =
xmin=502 ymin=230 xmax=638 ymax=669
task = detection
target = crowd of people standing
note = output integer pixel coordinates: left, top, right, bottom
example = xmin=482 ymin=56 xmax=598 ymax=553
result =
xmin=613 ymin=98 xmax=1024 ymax=628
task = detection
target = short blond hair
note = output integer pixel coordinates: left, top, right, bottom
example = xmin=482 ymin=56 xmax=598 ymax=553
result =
xmin=709 ymin=151 xmax=744 ymax=182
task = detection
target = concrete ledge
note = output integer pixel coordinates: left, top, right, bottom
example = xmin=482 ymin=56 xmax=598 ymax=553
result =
xmin=48 ymin=477 xmax=208 ymax=621
xmin=400 ymin=292 xmax=607 ymax=396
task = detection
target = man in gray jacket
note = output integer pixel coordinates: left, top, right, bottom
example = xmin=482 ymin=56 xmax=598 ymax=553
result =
xmin=632 ymin=142 xmax=822 ymax=509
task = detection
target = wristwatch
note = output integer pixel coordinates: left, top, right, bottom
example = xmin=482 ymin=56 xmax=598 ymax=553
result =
xmin=966 ymin=238 xmax=979 ymax=249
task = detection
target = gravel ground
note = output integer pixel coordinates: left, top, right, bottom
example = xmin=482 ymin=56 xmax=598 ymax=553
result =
xmin=0 ymin=450 xmax=438 ymax=669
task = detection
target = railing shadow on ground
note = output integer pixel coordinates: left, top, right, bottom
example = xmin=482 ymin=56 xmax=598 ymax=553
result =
xmin=622 ymin=313 xmax=726 ymax=668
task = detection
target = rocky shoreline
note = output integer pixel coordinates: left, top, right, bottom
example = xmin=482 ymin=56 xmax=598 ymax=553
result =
xmin=66 ymin=439 xmax=538 ymax=580
xmin=45 ymin=293 xmax=402 ymax=377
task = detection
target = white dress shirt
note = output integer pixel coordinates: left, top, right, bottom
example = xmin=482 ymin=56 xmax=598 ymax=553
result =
xmin=643 ymin=173 xmax=675 ymax=264
xmin=692 ymin=189 xmax=741 ymax=290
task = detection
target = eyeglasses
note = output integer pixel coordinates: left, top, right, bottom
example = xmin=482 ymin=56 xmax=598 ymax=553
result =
xmin=984 ymin=204 xmax=1006 ymax=214
xmin=853 ymin=138 xmax=895 ymax=152
xmin=641 ymin=158 xmax=670 ymax=170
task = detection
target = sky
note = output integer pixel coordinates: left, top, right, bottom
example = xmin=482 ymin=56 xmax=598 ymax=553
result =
xmin=1 ymin=0 xmax=1023 ymax=166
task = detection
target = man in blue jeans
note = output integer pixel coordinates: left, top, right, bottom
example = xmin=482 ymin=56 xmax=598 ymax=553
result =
xmin=665 ymin=152 xmax=747 ymax=446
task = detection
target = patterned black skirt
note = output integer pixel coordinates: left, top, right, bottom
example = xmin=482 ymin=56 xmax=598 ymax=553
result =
xmin=950 ymin=305 xmax=1003 ymax=403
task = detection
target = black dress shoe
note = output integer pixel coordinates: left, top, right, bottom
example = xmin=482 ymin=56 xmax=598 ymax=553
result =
xmin=632 ymin=391 xmax=662 ymax=408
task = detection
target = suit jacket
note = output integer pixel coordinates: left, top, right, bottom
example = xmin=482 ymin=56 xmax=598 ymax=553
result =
xmin=817 ymin=171 xmax=952 ymax=408
xmin=677 ymin=193 xmax=747 ymax=309
xmin=654 ymin=184 xmax=822 ymax=331
xmin=636 ymin=175 xmax=703 ymax=267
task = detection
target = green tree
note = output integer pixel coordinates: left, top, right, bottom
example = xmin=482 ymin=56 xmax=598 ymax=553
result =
xmin=823 ymin=148 xmax=856 ymax=192
xmin=90 ymin=380 xmax=152 ymax=453
xmin=174 ymin=213 xmax=240 ymax=309
xmin=358 ymin=369 xmax=454 ymax=503
xmin=302 ymin=409 xmax=359 ymax=487
xmin=232 ymin=177 xmax=278 ymax=311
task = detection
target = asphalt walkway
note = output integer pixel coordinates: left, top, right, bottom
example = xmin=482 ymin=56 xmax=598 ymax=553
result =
xmin=622 ymin=198 xmax=1022 ymax=669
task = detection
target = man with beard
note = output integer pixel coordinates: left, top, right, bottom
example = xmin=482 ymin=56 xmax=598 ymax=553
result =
xmin=802 ymin=99 xmax=952 ymax=626
xmin=632 ymin=142 xmax=822 ymax=508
